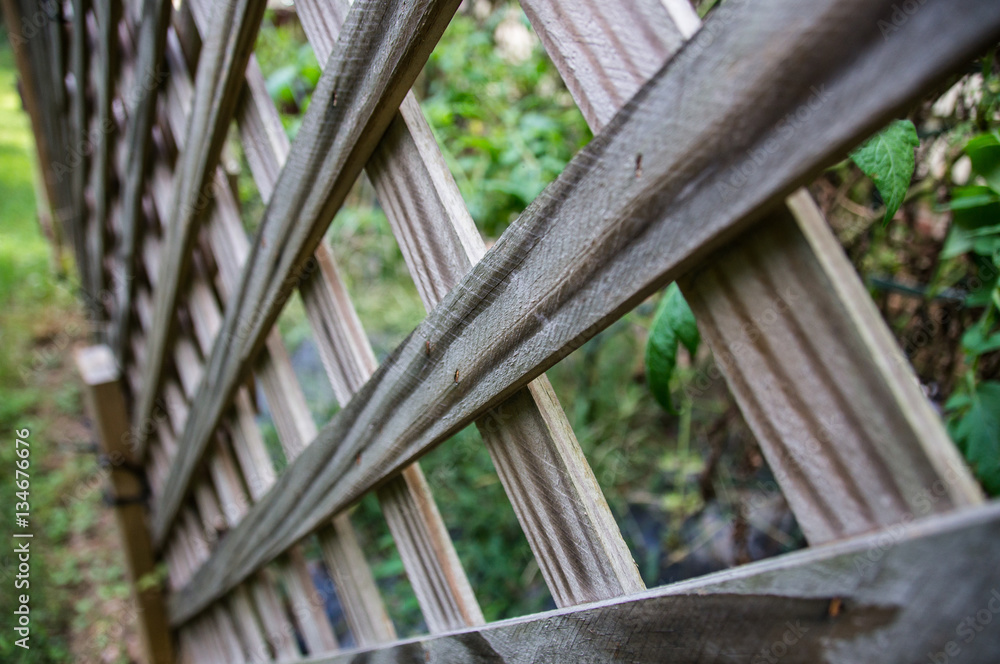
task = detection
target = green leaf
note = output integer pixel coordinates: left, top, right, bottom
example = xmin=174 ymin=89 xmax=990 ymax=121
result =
xmin=850 ymin=119 xmax=919 ymax=225
xmin=645 ymin=283 xmax=700 ymax=413
xmin=965 ymin=131 xmax=1000 ymax=192
xmin=962 ymin=325 xmax=1000 ymax=355
xmin=947 ymin=381 xmax=1000 ymax=495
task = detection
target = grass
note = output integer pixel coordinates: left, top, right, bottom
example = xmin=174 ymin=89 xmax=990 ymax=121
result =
xmin=0 ymin=37 xmax=138 ymax=663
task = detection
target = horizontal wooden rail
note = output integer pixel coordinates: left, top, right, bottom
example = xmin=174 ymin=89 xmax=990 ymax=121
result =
xmin=168 ymin=0 xmax=1000 ymax=624
xmin=305 ymin=502 xmax=1000 ymax=663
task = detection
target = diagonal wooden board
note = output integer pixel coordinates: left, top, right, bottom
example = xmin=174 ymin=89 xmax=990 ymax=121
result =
xmin=518 ymin=0 xmax=983 ymax=544
xmin=152 ymin=0 xmax=464 ymax=561
xmin=167 ymin=0 xmax=1000 ymax=624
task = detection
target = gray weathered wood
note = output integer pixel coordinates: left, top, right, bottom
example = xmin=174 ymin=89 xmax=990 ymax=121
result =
xmin=300 ymin=0 xmax=644 ymax=608
xmin=154 ymin=0 xmax=463 ymax=543
xmin=303 ymin=502 xmax=1000 ymax=663
xmin=89 ymin=0 xmax=123 ymax=324
xmin=133 ymin=0 xmax=267 ymax=458
xmin=682 ymin=192 xmax=983 ymax=542
xmin=520 ymin=0 xmax=983 ymax=544
xmin=69 ymin=0 xmax=92 ymax=290
xmin=167 ymin=0 xmax=1000 ymax=624
xmin=112 ymin=0 xmax=171 ymax=364
xmin=149 ymin=24 xmax=395 ymax=644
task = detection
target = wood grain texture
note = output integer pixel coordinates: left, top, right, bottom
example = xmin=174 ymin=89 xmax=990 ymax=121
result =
xmin=89 ymin=0 xmax=122 ymax=319
xmin=142 ymin=89 xmax=349 ymax=655
xmin=367 ymin=64 xmax=647 ymax=610
xmin=521 ymin=0 xmax=983 ymax=545
xmin=173 ymin=0 xmax=483 ymax=637
xmin=275 ymin=0 xmax=645 ymax=610
xmin=75 ymin=345 xmax=174 ymax=664
xmin=167 ymin=0 xmax=1000 ymax=624
xmin=681 ymin=193 xmax=983 ymax=542
xmin=140 ymin=103 xmax=324 ymax=659
xmin=112 ymin=0 xmax=171 ymax=365
xmin=269 ymin=0 xmax=487 ymax=632
xmin=154 ymin=0 xmax=463 ymax=546
xmin=133 ymin=0 xmax=267 ymax=459
xmin=302 ymin=503 xmax=1000 ymax=663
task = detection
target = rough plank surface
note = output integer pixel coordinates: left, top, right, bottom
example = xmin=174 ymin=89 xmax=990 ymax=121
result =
xmin=301 ymin=0 xmax=644 ymax=607
xmin=521 ymin=0 xmax=983 ymax=544
xmin=75 ymin=345 xmax=174 ymax=664
xmin=144 ymin=57 xmax=370 ymax=651
xmin=112 ymin=0 xmax=171 ymax=364
xmin=304 ymin=503 xmax=1000 ymax=663
xmin=154 ymin=0 xmax=463 ymax=542
xmin=133 ymin=0 xmax=267 ymax=458
xmin=165 ymin=0 xmax=1000 ymax=624
xmin=681 ymin=192 xmax=983 ymax=542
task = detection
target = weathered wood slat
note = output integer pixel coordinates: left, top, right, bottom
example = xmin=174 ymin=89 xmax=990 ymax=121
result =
xmin=142 ymin=106 xmax=345 ymax=656
xmin=302 ymin=502 xmax=1000 ymax=663
xmin=521 ymin=0 xmax=983 ymax=544
xmin=140 ymin=107 xmax=325 ymax=658
xmin=88 ymin=0 xmax=122 ymax=324
xmin=210 ymin=0 xmax=487 ymax=632
xmin=168 ymin=0 xmax=1000 ymax=624
xmin=299 ymin=0 xmax=644 ymax=608
xmin=150 ymin=31 xmax=395 ymax=647
xmin=112 ymin=0 xmax=171 ymax=364
xmin=682 ymin=192 xmax=983 ymax=541
xmin=68 ymin=0 xmax=92 ymax=289
xmin=154 ymin=0 xmax=463 ymax=544
xmin=175 ymin=0 xmax=485 ymax=637
xmin=75 ymin=345 xmax=174 ymax=664
xmin=133 ymin=0 xmax=267 ymax=458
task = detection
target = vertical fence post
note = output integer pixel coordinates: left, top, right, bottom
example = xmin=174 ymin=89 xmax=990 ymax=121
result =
xmin=75 ymin=345 xmax=174 ymax=664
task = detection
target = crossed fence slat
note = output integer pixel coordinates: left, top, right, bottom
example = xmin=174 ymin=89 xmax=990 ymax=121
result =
xmin=5 ymin=0 xmax=1000 ymax=660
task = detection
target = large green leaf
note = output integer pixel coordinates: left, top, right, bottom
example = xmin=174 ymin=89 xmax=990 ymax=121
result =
xmin=645 ymin=283 xmax=700 ymax=413
xmin=850 ymin=119 xmax=919 ymax=225
xmin=947 ymin=381 xmax=1000 ymax=496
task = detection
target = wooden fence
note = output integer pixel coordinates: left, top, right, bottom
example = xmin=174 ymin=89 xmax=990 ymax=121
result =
xmin=5 ymin=0 xmax=1000 ymax=660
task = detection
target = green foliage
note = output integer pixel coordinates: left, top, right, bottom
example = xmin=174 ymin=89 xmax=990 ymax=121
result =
xmin=850 ymin=119 xmax=919 ymax=225
xmin=946 ymin=381 xmax=1000 ymax=494
xmin=255 ymin=10 xmax=319 ymax=138
xmin=421 ymin=8 xmax=591 ymax=237
xmin=645 ymin=283 xmax=700 ymax=414
xmin=939 ymin=129 xmax=1000 ymax=496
